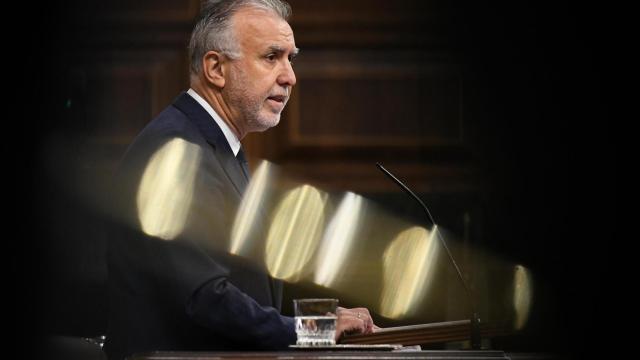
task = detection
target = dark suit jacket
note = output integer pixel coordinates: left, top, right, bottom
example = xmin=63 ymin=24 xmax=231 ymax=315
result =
xmin=104 ymin=92 xmax=296 ymax=360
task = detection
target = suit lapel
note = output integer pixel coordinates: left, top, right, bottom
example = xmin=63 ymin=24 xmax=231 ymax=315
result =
xmin=172 ymin=92 xmax=248 ymax=195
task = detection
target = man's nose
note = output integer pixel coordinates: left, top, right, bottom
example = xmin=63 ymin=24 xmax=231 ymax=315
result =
xmin=277 ymin=60 xmax=296 ymax=87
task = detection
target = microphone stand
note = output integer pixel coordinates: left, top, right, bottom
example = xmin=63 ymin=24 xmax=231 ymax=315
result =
xmin=376 ymin=162 xmax=482 ymax=350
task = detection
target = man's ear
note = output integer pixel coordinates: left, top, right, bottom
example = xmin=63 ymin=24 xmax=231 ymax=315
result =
xmin=202 ymin=51 xmax=226 ymax=88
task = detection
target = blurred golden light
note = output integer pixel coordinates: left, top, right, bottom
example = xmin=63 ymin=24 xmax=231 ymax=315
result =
xmin=230 ymin=160 xmax=272 ymax=256
xmin=512 ymin=264 xmax=533 ymax=330
xmin=380 ymin=226 xmax=440 ymax=318
xmin=265 ymin=185 xmax=327 ymax=281
xmin=136 ymin=138 xmax=201 ymax=240
xmin=314 ymin=192 xmax=363 ymax=287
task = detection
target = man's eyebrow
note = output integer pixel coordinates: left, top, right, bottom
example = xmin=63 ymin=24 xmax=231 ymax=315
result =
xmin=266 ymin=45 xmax=300 ymax=58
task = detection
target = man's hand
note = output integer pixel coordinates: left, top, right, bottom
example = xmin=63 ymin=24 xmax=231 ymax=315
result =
xmin=334 ymin=306 xmax=376 ymax=341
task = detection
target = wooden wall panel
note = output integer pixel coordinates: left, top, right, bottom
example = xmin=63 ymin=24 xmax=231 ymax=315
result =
xmin=288 ymin=52 xmax=462 ymax=147
xmin=69 ymin=0 xmax=200 ymax=24
xmin=59 ymin=50 xmax=188 ymax=147
xmin=294 ymin=76 xmax=460 ymax=145
xmin=287 ymin=0 xmax=455 ymax=48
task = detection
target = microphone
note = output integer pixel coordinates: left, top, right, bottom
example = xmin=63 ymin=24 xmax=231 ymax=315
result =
xmin=375 ymin=162 xmax=482 ymax=350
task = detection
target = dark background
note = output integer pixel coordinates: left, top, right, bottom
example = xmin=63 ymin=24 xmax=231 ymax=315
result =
xmin=8 ymin=0 xmax=612 ymax=358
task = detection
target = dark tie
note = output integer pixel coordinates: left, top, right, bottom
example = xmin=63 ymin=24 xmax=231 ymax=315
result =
xmin=236 ymin=147 xmax=250 ymax=180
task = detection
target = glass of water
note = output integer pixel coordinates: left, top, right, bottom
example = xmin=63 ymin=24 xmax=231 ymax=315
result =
xmin=294 ymin=298 xmax=338 ymax=346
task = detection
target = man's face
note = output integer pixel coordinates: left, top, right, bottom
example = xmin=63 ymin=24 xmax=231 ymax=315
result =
xmin=223 ymin=7 xmax=298 ymax=134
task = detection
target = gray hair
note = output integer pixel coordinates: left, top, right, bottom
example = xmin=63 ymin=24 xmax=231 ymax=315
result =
xmin=188 ymin=0 xmax=292 ymax=75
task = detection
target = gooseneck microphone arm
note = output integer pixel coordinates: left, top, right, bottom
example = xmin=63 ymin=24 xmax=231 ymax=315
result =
xmin=376 ymin=162 xmax=482 ymax=350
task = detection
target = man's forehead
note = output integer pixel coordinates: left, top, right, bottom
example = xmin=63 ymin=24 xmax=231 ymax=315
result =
xmin=232 ymin=6 xmax=296 ymax=50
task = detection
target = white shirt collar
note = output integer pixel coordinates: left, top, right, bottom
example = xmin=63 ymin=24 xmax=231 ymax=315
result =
xmin=186 ymin=88 xmax=241 ymax=156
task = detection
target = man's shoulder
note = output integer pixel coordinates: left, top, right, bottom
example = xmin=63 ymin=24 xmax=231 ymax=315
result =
xmin=141 ymin=104 xmax=204 ymax=143
xmin=123 ymin=102 xmax=209 ymax=158
xmin=116 ymin=101 xmax=209 ymax=172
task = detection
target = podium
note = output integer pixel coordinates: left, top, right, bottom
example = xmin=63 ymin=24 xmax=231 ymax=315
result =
xmin=129 ymin=320 xmax=517 ymax=360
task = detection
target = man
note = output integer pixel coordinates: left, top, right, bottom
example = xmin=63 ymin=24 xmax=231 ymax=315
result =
xmin=105 ymin=1 xmax=374 ymax=359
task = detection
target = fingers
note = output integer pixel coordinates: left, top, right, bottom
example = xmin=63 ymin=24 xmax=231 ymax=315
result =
xmin=334 ymin=307 xmax=376 ymax=341
xmin=335 ymin=315 xmax=365 ymax=341
xmin=342 ymin=307 xmax=374 ymax=334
